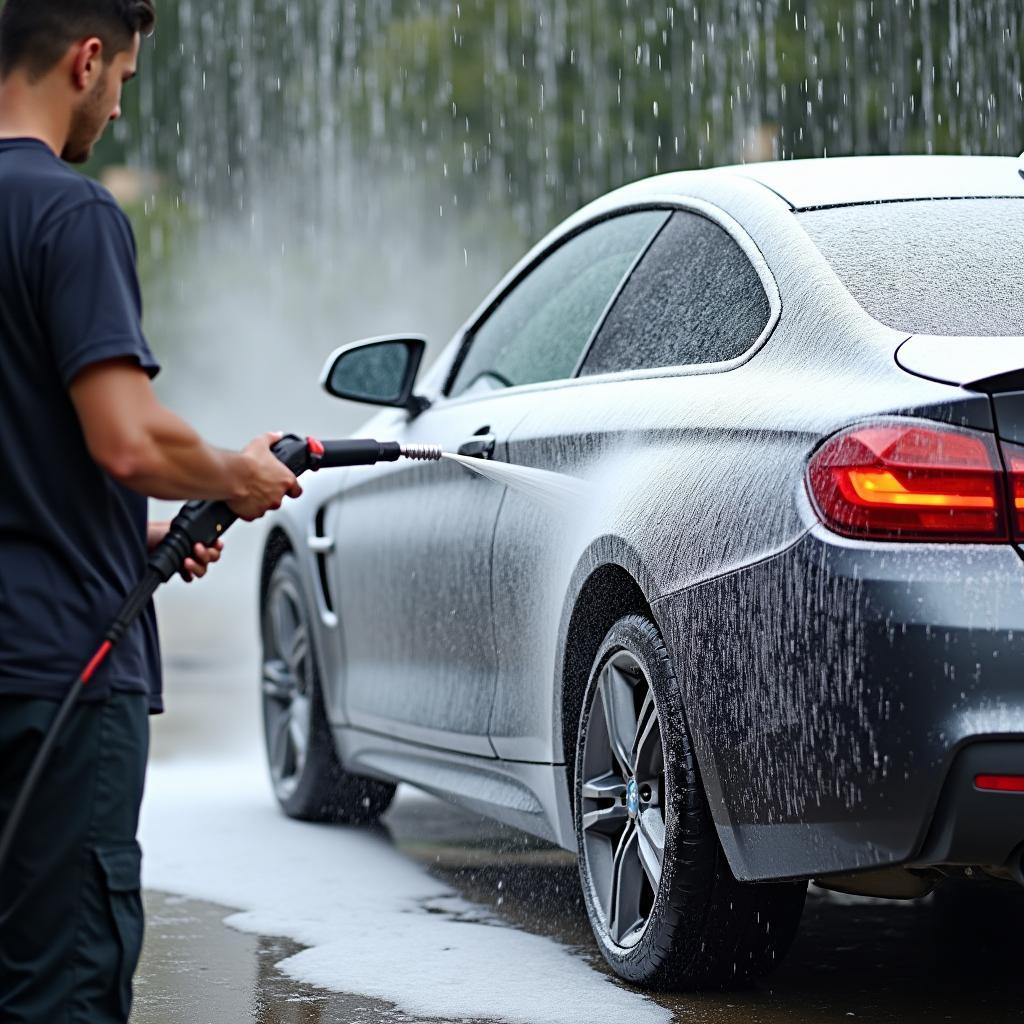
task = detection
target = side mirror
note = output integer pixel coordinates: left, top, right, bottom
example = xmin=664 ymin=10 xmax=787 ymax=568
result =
xmin=320 ymin=336 xmax=430 ymax=416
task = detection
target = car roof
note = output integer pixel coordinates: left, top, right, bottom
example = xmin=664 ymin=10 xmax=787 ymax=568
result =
xmin=585 ymin=155 xmax=1024 ymax=225
xmin=724 ymin=154 xmax=1024 ymax=210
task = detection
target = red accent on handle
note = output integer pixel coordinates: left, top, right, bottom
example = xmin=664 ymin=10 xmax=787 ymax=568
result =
xmin=307 ymin=437 xmax=325 ymax=457
xmin=80 ymin=641 xmax=113 ymax=685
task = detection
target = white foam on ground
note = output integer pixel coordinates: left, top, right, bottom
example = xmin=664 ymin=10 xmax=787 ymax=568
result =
xmin=140 ymin=755 xmax=671 ymax=1024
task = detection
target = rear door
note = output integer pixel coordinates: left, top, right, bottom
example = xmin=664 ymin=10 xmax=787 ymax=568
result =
xmin=330 ymin=211 xmax=668 ymax=755
xmin=488 ymin=208 xmax=777 ymax=762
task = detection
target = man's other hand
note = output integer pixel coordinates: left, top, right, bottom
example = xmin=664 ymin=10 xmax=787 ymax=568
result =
xmin=147 ymin=522 xmax=224 ymax=583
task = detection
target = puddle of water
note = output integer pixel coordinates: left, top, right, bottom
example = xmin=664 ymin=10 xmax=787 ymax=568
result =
xmin=134 ymin=891 xmax=500 ymax=1024
xmin=384 ymin=794 xmax=593 ymax=956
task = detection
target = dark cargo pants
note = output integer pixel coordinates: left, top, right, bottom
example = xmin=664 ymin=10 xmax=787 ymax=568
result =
xmin=0 ymin=691 xmax=149 ymax=1023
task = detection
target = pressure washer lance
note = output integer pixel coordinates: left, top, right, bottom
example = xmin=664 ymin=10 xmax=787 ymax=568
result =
xmin=0 ymin=434 xmax=442 ymax=878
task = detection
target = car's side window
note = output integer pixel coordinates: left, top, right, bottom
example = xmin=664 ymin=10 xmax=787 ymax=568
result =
xmin=448 ymin=211 xmax=669 ymax=398
xmin=578 ymin=210 xmax=771 ymax=376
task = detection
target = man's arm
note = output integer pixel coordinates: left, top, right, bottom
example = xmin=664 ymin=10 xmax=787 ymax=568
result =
xmin=70 ymin=358 xmax=301 ymax=520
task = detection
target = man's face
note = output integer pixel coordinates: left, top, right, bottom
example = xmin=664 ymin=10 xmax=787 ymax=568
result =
xmin=62 ymin=34 xmax=140 ymax=165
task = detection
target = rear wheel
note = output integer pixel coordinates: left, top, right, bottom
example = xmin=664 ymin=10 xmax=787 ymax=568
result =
xmin=261 ymin=552 xmax=395 ymax=823
xmin=575 ymin=613 xmax=806 ymax=989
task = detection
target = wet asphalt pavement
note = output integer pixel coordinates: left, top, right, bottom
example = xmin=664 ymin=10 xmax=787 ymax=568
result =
xmin=132 ymin=531 xmax=1024 ymax=1024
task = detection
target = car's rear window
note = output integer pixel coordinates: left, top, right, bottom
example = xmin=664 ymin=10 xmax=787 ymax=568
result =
xmin=797 ymin=198 xmax=1024 ymax=337
xmin=579 ymin=210 xmax=771 ymax=375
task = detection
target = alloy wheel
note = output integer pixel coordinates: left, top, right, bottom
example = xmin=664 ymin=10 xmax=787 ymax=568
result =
xmin=262 ymin=577 xmax=313 ymax=800
xmin=580 ymin=650 xmax=667 ymax=948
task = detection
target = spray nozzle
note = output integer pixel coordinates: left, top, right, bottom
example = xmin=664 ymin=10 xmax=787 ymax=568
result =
xmin=400 ymin=444 xmax=443 ymax=462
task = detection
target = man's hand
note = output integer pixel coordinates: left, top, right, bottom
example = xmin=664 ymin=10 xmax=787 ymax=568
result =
xmin=147 ymin=522 xmax=224 ymax=583
xmin=227 ymin=432 xmax=303 ymax=522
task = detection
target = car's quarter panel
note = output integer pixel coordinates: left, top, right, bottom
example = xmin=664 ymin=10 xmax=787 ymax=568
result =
xmin=325 ymin=396 xmax=534 ymax=757
xmin=486 ymin=360 xmax=1023 ymax=866
xmin=486 ymin=341 xmax=937 ymax=765
xmin=658 ymin=525 xmax=1024 ymax=881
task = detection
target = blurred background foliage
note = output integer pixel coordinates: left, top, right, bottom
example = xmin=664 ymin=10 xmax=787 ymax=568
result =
xmin=97 ymin=0 xmax=1022 ymax=234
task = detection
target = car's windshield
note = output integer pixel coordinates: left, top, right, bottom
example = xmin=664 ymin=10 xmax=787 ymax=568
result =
xmin=797 ymin=198 xmax=1024 ymax=337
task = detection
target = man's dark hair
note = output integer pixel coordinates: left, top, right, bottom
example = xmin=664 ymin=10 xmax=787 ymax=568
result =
xmin=0 ymin=0 xmax=155 ymax=80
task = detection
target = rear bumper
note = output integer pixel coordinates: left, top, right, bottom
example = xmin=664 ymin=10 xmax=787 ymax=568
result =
xmin=656 ymin=527 xmax=1024 ymax=882
xmin=912 ymin=741 xmax=1024 ymax=873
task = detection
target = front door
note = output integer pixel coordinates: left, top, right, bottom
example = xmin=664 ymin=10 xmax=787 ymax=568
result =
xmin=328 ymin=397 xmax=520 ymax=756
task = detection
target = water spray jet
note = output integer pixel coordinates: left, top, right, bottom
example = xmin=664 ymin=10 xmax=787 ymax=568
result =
xmin=442 ymin=452 xmax=588 ymax=513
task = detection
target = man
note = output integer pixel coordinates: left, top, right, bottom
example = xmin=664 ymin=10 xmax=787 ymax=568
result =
xmin=0 ymin=2 xmax=301 ymax=1020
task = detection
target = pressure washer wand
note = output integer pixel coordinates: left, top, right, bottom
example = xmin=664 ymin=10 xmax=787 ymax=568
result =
xmin=0 ymin=435 xmax=442 ymax=878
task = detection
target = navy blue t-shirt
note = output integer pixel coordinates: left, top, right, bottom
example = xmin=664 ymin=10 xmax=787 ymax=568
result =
xmin=0 ymin=139 xmax=163 ymax=713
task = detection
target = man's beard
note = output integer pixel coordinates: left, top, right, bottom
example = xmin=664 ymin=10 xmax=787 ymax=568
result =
xmin=62 ymin=74 xmax=110 ymax=164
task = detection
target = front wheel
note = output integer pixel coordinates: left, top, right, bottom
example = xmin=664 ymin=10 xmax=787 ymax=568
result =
xmin=261 ymin=552 xmax=395 ymax=823
xmin=575 ymin=613 xmax=806 ymax=989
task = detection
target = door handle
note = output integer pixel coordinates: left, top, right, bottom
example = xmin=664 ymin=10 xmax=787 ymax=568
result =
xmin=457 ymin=433 xmax=496 ymax=460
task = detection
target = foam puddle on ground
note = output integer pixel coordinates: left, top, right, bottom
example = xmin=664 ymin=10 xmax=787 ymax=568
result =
xmin=140 ymin=756 xmax=671 ymax=1024
xmin=442 ymin=453 xmax=589 ymax=513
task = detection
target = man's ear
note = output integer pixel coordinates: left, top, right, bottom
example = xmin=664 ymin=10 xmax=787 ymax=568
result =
xmin=70 ymin=37 xmax=104 ymax=92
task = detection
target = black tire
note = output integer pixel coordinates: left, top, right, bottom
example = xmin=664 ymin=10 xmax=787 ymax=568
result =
xmin=574 ymin=613 xmax=806 ymax=989
xmin=261 ymin=552 xmax=395 ymax=824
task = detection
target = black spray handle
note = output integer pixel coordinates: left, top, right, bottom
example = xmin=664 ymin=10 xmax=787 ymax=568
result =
xmin=146 ymin=434 xmax=316 ymax=583
xmin=146 ymin=435 xmax=411 ymax=583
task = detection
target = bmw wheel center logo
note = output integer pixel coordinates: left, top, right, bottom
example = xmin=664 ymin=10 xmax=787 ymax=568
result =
xmin=626 ymin=779 xmax=640 ymax=816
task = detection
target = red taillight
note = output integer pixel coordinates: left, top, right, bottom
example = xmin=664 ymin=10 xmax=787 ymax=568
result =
xmin=807 ymin=422 xmax=1009 ymax=542
xmin=1001 ymin=442 xmax=1024 ymax=537
xmin=975 ymin=774 xmax=1024 ymax=793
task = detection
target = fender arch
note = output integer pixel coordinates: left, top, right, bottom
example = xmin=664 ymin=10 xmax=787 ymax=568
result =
xmin=554 ymin=538 xmax=665 ymax=799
